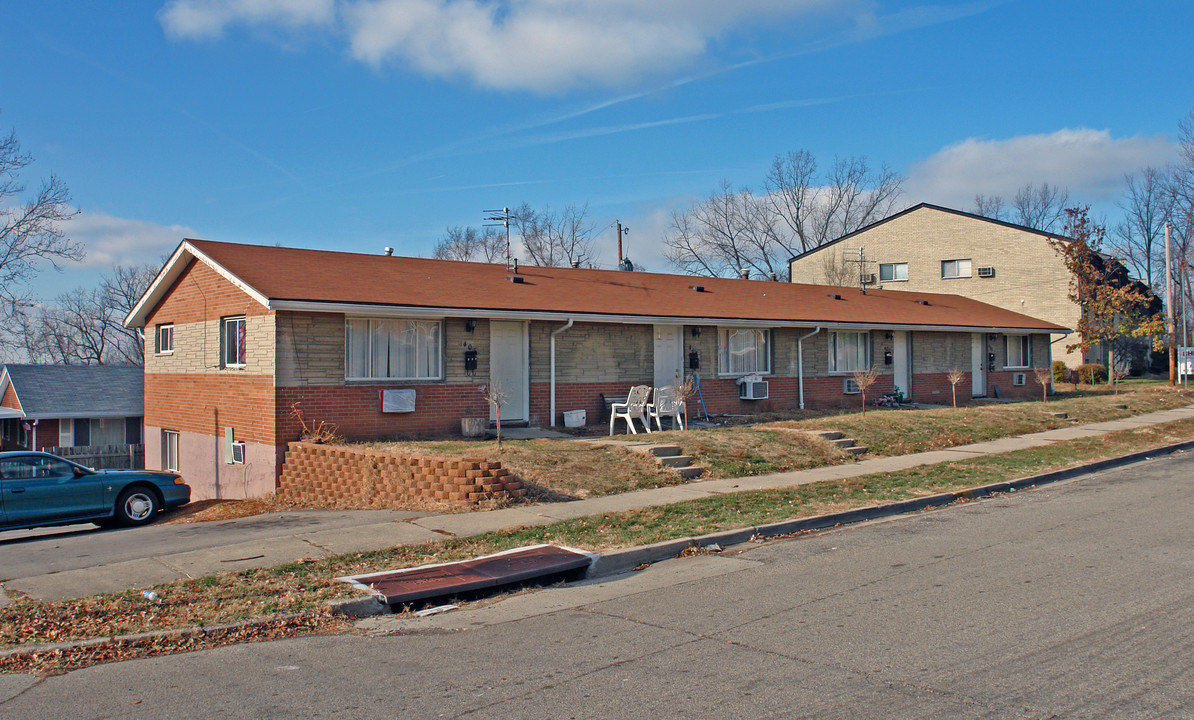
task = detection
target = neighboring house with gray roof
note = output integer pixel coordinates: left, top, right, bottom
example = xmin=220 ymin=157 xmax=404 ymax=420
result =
xmin=0 ymin=364 xmax=144 ymax=453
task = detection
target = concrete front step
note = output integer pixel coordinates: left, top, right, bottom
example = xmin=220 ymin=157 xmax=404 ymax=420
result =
xmin=828 ymin=437 xmax=856 ymax=448
xmin=844 ymin=446 xmax=868 ymax=456
xmin=657 ymin=455 xmax=695 ymax=468
xmin=675 ymin=466 xmax=704 ymax=479
xmin=808 ymin=430 xmax=844 ymax=441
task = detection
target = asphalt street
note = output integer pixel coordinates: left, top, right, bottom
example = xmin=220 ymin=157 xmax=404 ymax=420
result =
xmin=3 ymin=450 xmax=1192 ymax=719
xmin=0 ymin=509 xmax=423 ymax=580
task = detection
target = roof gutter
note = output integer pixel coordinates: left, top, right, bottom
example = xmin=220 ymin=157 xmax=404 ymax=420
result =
xmin=549 ymin=318 xmax=575 ymax=426
xmin=797 ymin=326 xmax=821 ymax=410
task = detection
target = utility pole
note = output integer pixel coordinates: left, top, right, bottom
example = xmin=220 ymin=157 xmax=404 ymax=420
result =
xmin=616 ymin=221 xmax=633 ymax=271
xmin=1166 ymin=222 xmax=1176 ymax=385
xmin=617 ymin=221 xmax=626 ymax=266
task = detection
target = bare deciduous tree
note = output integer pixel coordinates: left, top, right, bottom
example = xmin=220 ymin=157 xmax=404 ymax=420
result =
xmin=1 ymin=124 xmax=84 ymax=351
xmin=1111 ymin=167 xmax=1172 ymax=292
xmin=103 ymin=263 xmax=158 ymax=364
xmin=819 ymin=251 xmax=854 ymax=286
xmin=1012 ymin=182 xmax=1070 ymax=232
xmin=17 ymin=263 xmax=157 ymax=365
xmin=1033 ymin=366 xmax=1052 ymax=403
xmin=852 ymin=366 xmax=880 ymax=414
xmin=513 ymin=202 xmax=596 ymax=268
xmin=480 ymin=381 xmax=510 ymax=449
xmin=665 ymin=150 xmax=904 ymax=278
xmin=972 ymin=194 xmax=1006 ymax=221
xmin=946 ymin=368 xmax=965 ymax=408
xmin=432 ymin=225 xmax=506 ymax=263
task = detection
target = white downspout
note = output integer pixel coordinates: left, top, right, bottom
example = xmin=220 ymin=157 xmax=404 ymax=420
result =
xmin=1049 ymin=332 xmax=1072 ymax=392
xmin=549 ymin=318 xmax=575 ymax=426
xmin=797 ymin=326 xmax=822 ymax=410
xmin=31 ymin=418 xmax=39 ymax=451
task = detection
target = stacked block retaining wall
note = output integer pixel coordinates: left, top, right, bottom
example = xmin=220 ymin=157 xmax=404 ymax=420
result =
xmin=279 ymin=442 xmax=525 ymax=507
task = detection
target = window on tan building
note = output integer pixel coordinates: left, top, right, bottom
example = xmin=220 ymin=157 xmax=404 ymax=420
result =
xmin=879 ymin=262 xmax=908 ymax=282
xmin=717 ymin=328 xmax=771 ymax=375
xmin=829 ymin=331 xmax=871 ymax=373
xmin=941 ymin=259 xmax=972 ymax=279
xmin=1005 ymin=335 xmax=1031 ymax=369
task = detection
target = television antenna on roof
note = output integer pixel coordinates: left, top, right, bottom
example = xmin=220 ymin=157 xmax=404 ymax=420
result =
xmin=484 ymin=207 xmax=514 ymax=272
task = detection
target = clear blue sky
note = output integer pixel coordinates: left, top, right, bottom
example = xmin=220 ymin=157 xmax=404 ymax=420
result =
xmin=3 ymin=0 xmax=1191 ymax=301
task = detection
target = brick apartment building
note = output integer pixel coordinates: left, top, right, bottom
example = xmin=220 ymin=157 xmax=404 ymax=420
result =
xmin=788 ymin=203 xmax=1091 ymax=368
xmin=126 ymin=239 xmax=1066 ymax=500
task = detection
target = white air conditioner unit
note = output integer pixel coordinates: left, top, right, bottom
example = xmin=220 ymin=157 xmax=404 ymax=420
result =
xmin=739 ymin=380 xmax=769 ymax=400
xmin=843 ymin=378 xmax=861 ymax=394
xmin=1012 ymin=372 xmax=1026 ymax=386
xmin=230 ymin=441 xmax=246 ymax=464
xmin=862 ymin=273 xmax=876 ymax=284
xmin=977 ymin=266 xmax=995 ymax=278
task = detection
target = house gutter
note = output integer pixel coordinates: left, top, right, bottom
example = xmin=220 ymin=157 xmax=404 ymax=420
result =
xmin=1050 ymin=331 xmax=1073 ymax=391
xmin=797 ymin=326 xmax=822 ymax=410
xmin=549 ymin=318 xmax=575 ymax=426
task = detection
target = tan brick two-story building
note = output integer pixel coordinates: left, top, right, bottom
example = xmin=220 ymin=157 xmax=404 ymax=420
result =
xmin=788 ymin=204 xmax=1088 ymax=368
xmin=126 ymin=239 xmax=1066 ymax=500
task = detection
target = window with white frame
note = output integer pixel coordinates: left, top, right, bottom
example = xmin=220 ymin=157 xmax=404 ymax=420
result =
xmin=155 ymin=324 xmax=174 ymax=354
xmin=829 ymin=331 xmax=871 ymax=373
xmin=718 ymin=328 xmax=771 ymax=375
xmin=1005 ymin=335 xmax=1031 ymax=368
xmin=222 ymin=316 xmax=246 ymax=367
xmin=163 ymin=430 xmax=180 ymax=472
xmin=879 ymin=262 xmax=908 ymax=282
xmin=345 ymin=318 xmax=443 ymax=380
xmin=941 ymin=259 xmax=972 ymax=279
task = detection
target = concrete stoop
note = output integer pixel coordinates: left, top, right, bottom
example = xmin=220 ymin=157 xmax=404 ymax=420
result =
xmin=587 ymin=439 xmax=705 ymax=479
xmin=805 ymin=430 xmax=868 ymax=456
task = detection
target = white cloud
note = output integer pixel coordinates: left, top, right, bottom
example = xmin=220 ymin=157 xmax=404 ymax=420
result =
xmin=905 ymin=128 xmax=1177 ymax=208
xmin=65 ymin=211 xmax=197 ymax=269
xmin=159 ymin=0 xmax=335 ymax=39
xmin=159 ymin=0 xmax=854 ymax=91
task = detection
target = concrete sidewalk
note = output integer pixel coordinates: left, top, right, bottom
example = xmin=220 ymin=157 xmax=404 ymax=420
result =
xmin=5 ymin=404 xmax=1193 ymax=604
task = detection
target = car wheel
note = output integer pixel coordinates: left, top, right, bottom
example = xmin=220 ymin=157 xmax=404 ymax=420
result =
xmin=115 ymin=486 xmax=161 ymax=527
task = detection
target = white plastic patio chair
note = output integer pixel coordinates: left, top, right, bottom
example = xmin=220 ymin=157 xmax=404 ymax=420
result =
xmin=609 ymin=384 xmax=652 ymax=435
xmin=646 ymin=385 xmax=686 ymax=432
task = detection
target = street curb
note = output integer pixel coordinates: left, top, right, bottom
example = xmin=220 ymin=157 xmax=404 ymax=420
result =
xmin=0 ymin=612 xmax=321 ymax=664
xmin=5 ymin=438 xmax=1191 ymax=662
xmin=587 ymin=439 xmax=1194 ymax=579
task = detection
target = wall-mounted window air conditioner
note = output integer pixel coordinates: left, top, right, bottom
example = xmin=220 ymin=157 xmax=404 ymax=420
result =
xmin=977 ymin=266 xmax=995 ymax=278
xmin=1012 ymin=372 xmax=1026 ymax=386
xmin=862 ymin=273 xmax=876 ymax=284
xmin=739 ymin=379 xmax=769 ymax=400
xmin=231 ymin=441 xmax=246 ymax=464
xmin=843 ymin=378 xmax=861 ymax=394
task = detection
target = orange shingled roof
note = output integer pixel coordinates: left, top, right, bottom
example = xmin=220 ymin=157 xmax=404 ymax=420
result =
xmin=163 ymin=239 xmax=1068 ymax=332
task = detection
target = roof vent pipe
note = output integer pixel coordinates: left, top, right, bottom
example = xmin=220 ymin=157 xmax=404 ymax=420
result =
xmin=740 ymin=268 xmax=750 ymax=280
xmin=571 ymin=260 xmax=580 ymax=268
xmin=384 ymin=247 xmax=394 ymax=256
xmin=769 ymin=272 xmax=778 ymax=281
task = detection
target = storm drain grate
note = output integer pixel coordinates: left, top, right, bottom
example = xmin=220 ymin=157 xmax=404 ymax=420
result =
xmin=339 ymin=544 xmax=595 ymax=608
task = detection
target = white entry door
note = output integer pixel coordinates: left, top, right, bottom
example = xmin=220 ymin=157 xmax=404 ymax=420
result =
xmin=490 ymin=321 xmax=528 ymax=422
xmin=892 ymin=331 xmax=911 ymax=400
xmin=653 ymin=325 xmax=684 ymax=389
xmin=971 ymin=333 xmax=986 ymax=397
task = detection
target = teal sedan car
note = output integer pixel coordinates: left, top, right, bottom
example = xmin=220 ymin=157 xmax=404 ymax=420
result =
xmin=0 ymin=451 xmax=190 ymax=531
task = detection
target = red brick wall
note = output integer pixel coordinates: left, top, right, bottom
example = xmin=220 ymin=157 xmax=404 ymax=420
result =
xmin=279 ymin=443 xmax=523 ymax=507
xmin=145 ymin=374 xmax=276 ymax=444
xmin=34 ymin=419 xmax=60 ymax=451
xmin=2 ymin=383 xmax=21 ymax=411
xmin=146 ymin=259 xmax=272 ymax=326
xmin=276 ymin=383 xmax=501 ymax=442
